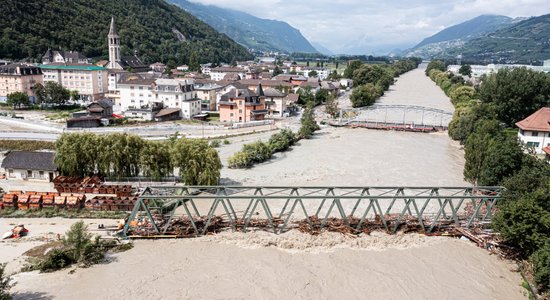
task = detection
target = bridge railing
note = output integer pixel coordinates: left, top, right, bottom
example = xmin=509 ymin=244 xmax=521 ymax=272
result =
xmin=123 ymin=186 xmax=503 ymax=237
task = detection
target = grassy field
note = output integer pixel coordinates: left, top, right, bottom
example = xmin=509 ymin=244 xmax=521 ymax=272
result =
xmin=0 ymin=140 xmax=56 ymax=151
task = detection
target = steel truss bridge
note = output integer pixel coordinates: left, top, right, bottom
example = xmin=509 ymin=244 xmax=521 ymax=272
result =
xmin=123 ymin=186 xmax=502 ymax=238
xmin=336 ymin=105 xmax=454 ymax=129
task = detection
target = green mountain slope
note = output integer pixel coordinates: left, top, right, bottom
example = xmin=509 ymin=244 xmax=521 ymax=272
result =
xmin=0 ymin=0 xmax=253 ymax=64
xmin=171 ymin=0 xmax=318 ymax=53
xmin=456 ymin=14 xmax=550 ymax=64
xmin=414 ymin=15 xmax=513 ymax=49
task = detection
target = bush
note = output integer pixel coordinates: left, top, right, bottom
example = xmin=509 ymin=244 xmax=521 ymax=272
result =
xmin=0 ymin=263 xmax=13 ymax=300
xmin=298 ymin=106 xmax=320 ymax=139
xmin=268 ymin=129 xmax=296 ymax=153
xmin=350 ymin=83 xmax=380 ymax=108
xmin=210 ymin=140 xmax=221 ymax=148
xmin=493 ymin=195 xmax=550 ymax=256
xmin=243 ymin=141 xmax=272 ymax=163
xmin=223 ymin=139 xmax=231 ymax=145
xmin=531 ymin=243 xmax=550 ymax=293
xmin=227 ymin=151 xmax=253 ymax=169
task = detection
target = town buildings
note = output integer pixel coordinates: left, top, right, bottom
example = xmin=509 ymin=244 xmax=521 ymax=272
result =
xmin=219 ymin=84 xmax=267 ymax=123
xmin=42 ymin=50 xmax=90 ymax=64
xmin=0 ymin=63 xmax=43 ymax=103
xmin=516 ymin=107 xmax=550 ymax=154
xmin=40 ymin=63 xmax=109 ymax=102
xmin=210 ymin=67 xmax=246 ymax=81
xmin=302 ymin=67 xmax=330 ymax=80
xmin=1 ymin=151 xmax=58 ymax=182
xmin=118 ymin=76 xmax=200 ymax=120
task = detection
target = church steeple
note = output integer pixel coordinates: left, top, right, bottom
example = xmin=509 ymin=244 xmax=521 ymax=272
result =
xmin=108 ymin=16 xmax=122 ymax=69
xmin=109 ymin=16 xmax=118 ymax=36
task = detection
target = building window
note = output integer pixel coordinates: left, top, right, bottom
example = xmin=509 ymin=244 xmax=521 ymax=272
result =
xmin=230 ymin=113 xmax=234 ymax=117
xmin=519 ymin=129 xmax=524 ymax=135
xmin=532 ymin=131 xmax=539 ymax=137
xmin=8 ymin=169 xmax=13 ymax=178
xmin=526 ymin=142 xmax=540 ymax=148
xmin=39 ymin=171 xmax=44 ymax=178
xmin=27 ymin=170 xmax=32 ymax=178
xmin=239 ymin=109 xmax=242 ymax=113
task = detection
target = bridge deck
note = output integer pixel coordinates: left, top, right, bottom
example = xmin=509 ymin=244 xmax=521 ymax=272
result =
xmin=124 ymin=186 xmax=502 ymax=237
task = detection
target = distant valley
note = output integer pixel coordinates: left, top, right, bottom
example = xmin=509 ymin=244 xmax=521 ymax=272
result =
xmin=171 ymin=0 xmax=322 ymax=54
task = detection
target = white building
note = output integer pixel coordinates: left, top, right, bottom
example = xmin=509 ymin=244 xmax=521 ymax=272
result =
xmin=118 ymin=77 xmax=200 ymax=119
xmin=194 ymin=82 xmax=225 ymax=111
xmin=209 ymin=67 xmax=246 ymax=81
xmin=263 ymin=87 xmax=287 ymax=117
xmin=516 ymin=107 xmax=550 ymax=154
xmin=302 ymin=67 xmax=330 ymax=80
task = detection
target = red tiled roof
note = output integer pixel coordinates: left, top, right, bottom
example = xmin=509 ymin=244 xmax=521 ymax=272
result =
xmin=543 ymin=146 xmax=550 ymax=155
xmin=516 ymin=107 xmax=550 ymax=132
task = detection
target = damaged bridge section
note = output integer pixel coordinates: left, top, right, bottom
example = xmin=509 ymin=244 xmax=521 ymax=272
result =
xmin=123 ymin=186 xmax=502 ymax=238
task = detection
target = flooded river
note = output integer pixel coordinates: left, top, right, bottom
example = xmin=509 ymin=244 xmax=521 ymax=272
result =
xmin=222 ymin=65 xmax=467 ymax=187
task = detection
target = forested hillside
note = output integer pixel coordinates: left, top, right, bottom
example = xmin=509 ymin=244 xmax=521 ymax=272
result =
xmin=0 ymin=0 xmax=253 ymax=64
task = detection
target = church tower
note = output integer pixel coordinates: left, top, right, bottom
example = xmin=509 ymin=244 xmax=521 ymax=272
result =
xmin=108 ymin=17 xmax=122 ymax=69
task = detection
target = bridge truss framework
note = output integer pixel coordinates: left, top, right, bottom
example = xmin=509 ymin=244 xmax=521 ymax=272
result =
xmin=123 ymin=186 xmax=502 ymax=238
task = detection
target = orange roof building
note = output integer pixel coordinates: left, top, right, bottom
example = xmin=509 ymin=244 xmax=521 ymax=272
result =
xmin=516 ymin=107 xmax=550 ymax=154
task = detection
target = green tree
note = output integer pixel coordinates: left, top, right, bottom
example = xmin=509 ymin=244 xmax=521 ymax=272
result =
xmin=69 ymin=90 xmax=80 ymax=101
xmin=188 ymin=51 xmax=200 ymax=72
xmin=350 ymin=83 xmax=380 ymax=108
xmin=63 ymin=221 xmax=93 ymax=263
xmin=297 ymin=86 xmax=315 ymax=106
xmin=425 ymin=60 xmax=446 ymax=76
xmin=531 ymin=244 xmax=550 ymax=293
xmin=463 ymin=119 xmax=502 ymax=184
xmin=139 ymin=141 xmax=172 ymax=180
xmin=459 ymin=64 xmax=472 ymax=77
xmin=308 ymin=70 xmax=318 ymax=77
xmin=268 ymin=129 xmax=296 ymax=153
xmin=344 ymin=60 xmax=362 ymax=78
xmin=479 ymin=67 xmax=550 ymax=126
xmin=478 ymin=137 xmax=523 ymax=186
xmin=0 ymin=263 xmax=13 ymax=300
xmin=324 ymin=94 xmax=339 ymax=118
xmin=298 ymin=105 xmax=320 ymax=139
xmin=172 ymin=138 xmax=221 ymax=185
xmin=6 ymin=91 xmax=30 ymax=109
xmin=449 ymin=86 xmax=477 ymax=106
xmin=43 ymin=81 xmax=70 ymax=105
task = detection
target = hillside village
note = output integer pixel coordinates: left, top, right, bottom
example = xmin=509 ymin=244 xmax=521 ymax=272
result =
xmin=0 ymin=17 xmax=347 ymax=128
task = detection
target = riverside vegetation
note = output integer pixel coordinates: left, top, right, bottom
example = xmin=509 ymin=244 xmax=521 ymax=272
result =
xmin=228 ymin=106 xmax=318 ymax=168
xmin=428 ymin=60 xmax=550 ymax=295
xmin=23 ymin=221 xmax=133 ymax=273
xmin=55 ymin=133 xmax=221 ymax=184
xmin=346 ymin=58 xmax=421 ymax=108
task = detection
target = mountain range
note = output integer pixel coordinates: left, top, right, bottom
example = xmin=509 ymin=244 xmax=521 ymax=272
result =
xmin=170 ymin=0 xmax=320 ymax=54
xmin=0 ymin=0 xmax=252 ymax=64
xmin=406 ymin=14 xmax=550 ymax=64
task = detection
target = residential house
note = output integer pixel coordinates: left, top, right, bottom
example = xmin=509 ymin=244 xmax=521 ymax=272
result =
xmin=302 ymin=67 xmax=330 ymax=80
xmin=194 ymin=82 xmax=225 ymax=111
xmin=150 ymin=62 xmax=167 ymax=73
xmin=238 ymin=79 xmax=293 ymax=94
xmin=321 ymin=81 xmax=339 ymax=96
xmin=42 ymin=49 xmax=90 ymax=64
xmin=200 ymin=63 xmax=212 ymax=76
xmin=219 ymin=84 xmax=267 ymax=123
xmin=1 ymin=151 xmax=58 ymax=182
xmin=177 ymin=65 xmax=189 ymax=71
xmin=0 ymin=64 xmax=43 ymax=103
xmin=263 ymin=87 xmax=287 ymax=117
xmin=66 ymin=99 xmax=113 ymax=128
xmin=40 ymin=63 xmax=108 ymax=102
xmin=118 ymin=77 xmax=200 ymax=120
xmin=340 ymin=78 xmax=353 ymax=88
xmin=516 ymin=107 xmax=550 ymax=154
xmin=210 ymin=67 xmax=246 ymax=81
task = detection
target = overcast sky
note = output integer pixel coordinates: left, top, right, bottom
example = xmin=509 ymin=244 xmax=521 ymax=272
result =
xmin=189 ymin=0 xmax=550 ymax=54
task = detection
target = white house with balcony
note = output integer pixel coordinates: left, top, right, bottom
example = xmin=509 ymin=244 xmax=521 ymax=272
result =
xmin=516 ymin=107 xmax=550 ymax=154
xmin=118 ymin=77 xmax=201 ymax=120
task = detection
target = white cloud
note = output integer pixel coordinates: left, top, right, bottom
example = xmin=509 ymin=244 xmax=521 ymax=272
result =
xmin=189 ymin=0 xmax=550 ymax=54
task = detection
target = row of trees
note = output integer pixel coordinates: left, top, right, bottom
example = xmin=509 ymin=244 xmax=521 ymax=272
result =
xmin=428 ymin=61 xmax=550 ymax=294
xmin=55 ymin=133 xmax=221 ymax=185
xmin=4 ymin=82 xmax=77 ymax=110
xmin=348 ymin=58 xmax=421 ymax=108
xmin=228 ymin=107 xmax=319 ymax=169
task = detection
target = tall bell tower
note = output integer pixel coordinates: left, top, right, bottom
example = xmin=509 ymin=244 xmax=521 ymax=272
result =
xmin=108 ymin=16 xmax=122 ymax=69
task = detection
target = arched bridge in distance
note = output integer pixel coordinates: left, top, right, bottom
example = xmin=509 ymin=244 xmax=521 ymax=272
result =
xmin=123 ymin=186 xmax=502 ymax=238
xmin=331 ymin=105 xmax=454 ymax=132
